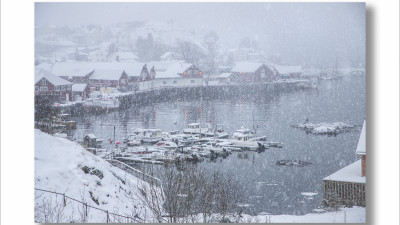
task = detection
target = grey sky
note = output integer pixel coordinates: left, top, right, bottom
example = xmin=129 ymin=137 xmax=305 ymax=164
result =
xmin=35 ymin=2 xmax=365 ymax=68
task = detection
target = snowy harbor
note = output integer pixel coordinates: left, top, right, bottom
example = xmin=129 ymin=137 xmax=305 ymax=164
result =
xmin=64 ymin=75 xmax=365 ymax=216
xmin=31 ymin=3 xmax=367 ymax=223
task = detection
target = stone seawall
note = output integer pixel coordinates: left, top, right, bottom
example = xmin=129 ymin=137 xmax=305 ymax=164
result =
xmin=65 ymin=81 xmax=304 ymax=116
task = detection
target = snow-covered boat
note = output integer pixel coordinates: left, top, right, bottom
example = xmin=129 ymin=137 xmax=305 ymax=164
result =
xmin=83 ymin=97 xmax=120 ymax=109
xmin=182 ymin=123 xmax=211 ymax=135
xmin=125 ymin=134 xmax=141 ymax=146
xmin=132 ymin=128 xmax=163 ymax=144
xmin=231 ymin=126 xmax=256 ymax=141
xmin=200 ymin=124 xmax=229 ymax=139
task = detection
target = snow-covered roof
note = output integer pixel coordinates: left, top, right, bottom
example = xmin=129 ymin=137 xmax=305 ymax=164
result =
xmin=72 ymin=83 xmax=88 ymax=92
xmin=35 ymin=68 xmax=72 ymax=86
xmin=35 ymin=62 xmax=54 ymax=71
xmin=275 ymin=65 xmax=302 ymax=75
xmin=231 ymin=62 xmax=264 ymax=73
xmin=90 ymin=69 xmax=125 ymax=81
xmin=51 ymin=62 xmax=145 ymax=78
xmin=149 ymin=61 xmax=193 ymax=79
xmin=147 ymin=61 xmax=184 ymax=72
xmin=356 ymin=121 xmax=366 ymax=155
xmin=219 ymin=73 xmax=232 ymax=78
xmin=323 ymin=160 xmax=365 ymax=183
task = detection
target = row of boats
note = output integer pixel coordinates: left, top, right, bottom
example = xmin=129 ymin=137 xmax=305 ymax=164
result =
xmin=96 ymin=123 xmax=283 ymax=164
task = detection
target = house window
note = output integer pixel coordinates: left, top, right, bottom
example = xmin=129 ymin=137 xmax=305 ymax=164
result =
xmin=191 ymin=80 xmax=195 ymax=84
xmin=55 ymin=86 xmax=60 ymax=91
xmin=121 ymin=79 xmax=126 ymax=84
xmin=173 ymin=80 xmax=177 ymax=84
xmin=163 ymin=81 xmax=167 ymax=84
xmin=35 ymin=86 xmax=38 ymax=92
xmin=61 ymin=86 xmax=65 ymax=91
xmin=40 ymin=86 xmax=48 ymax=92
xmin=41 ymin=79 xmax=47 ymax=85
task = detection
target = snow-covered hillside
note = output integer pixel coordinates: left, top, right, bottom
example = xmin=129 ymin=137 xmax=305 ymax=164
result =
xmin=34 ymin=129 xmax=161 ymax=223
xmin=129 ymin=21 xmax=206 ymax=51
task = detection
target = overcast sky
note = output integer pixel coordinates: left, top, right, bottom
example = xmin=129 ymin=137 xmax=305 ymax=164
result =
xmin=35 ymin=2 xmax=365 ymax=68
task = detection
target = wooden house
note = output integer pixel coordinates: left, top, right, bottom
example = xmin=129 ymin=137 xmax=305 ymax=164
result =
xmin=89 ymin=69 xmax=128 ymax=91
xmin=35 ymin=68 xmax=73 ymax=102
xmin=230 ymin=62 xmax=276 ymax=83
xmin=323 ymin=120 xmax=366 ymax=207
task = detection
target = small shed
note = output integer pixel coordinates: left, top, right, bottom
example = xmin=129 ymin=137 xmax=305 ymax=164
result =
xmin=83 ymin=134 xmax=103 ymax=148
xmin=72 ymin=83 xmax=89 ymax=101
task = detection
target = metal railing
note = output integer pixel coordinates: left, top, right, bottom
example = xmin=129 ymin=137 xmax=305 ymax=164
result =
xmin=34 ymin=188 xmax=141 ymax=223
xmin=107 ymin=159 xmax=162 ymax=187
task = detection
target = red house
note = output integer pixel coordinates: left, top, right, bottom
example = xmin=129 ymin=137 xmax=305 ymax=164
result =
xmin=231 ymin=62 xmax=276 ymax=82
xmin=35 ymin=68 xmax=73 ymax=102
xmin=89 ymin=69 xmax=129 ymax=91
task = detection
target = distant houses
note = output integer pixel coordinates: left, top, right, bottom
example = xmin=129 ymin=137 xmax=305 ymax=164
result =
xmin=323 ymin=120 xmax=366 ymax=207
xmin=35 ymin=59 xmax=304 ymax=103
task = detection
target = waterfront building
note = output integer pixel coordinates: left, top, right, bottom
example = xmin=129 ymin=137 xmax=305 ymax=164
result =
xmin=323 ymin=120 xmax=366 ymax=206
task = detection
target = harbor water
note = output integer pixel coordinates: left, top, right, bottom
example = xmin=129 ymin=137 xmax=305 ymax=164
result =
xmin=70 ymin=76 xmax=366 ymax=215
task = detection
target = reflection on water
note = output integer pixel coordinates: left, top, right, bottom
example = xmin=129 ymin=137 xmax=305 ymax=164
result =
xmin=71 ymin=76 xmax=365 ymax=215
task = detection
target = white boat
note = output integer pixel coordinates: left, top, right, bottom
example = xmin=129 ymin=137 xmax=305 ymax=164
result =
xmin=231 ymin=126 xmax=256 ymax=141
xmin=132 ymin=128 xmax=163 ymax=144
xmin=126 ymin=134 xmax=141 ymax=146
xmin=83 ymin=98 xmax=120 ymax=109
xmin=155 ymin=141 xmax=178 ymax=150
xmin=200 ymin=124 xmax=229 ymax=139
xmin=182 ymin=123 xmax=211 ymax=135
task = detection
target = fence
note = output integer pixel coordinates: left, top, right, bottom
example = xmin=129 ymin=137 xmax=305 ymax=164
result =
xmin=107 ymin=159 xmax=162 ymax=188
xmin=34 ymin=188 xmax=141 ymax=223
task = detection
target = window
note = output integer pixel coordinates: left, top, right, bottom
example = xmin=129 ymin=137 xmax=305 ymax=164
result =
xmin=121 ymin=79 xmax=126 ymax=84
xmin=173 ymin=80 xmax=177 ymax=84
xmin=41 ymin=79 xmax=46 ymax=85
xmin=35 ymin=86 xmax=38 ymax=92
xmin=191 ymin=80 xmax=195 ymax=84
xmin=40 ymin=86 xmax=48 ymax=92
xmin=163 ymin=81 xmax=167 ymax=84
xmin=61 ymin=86 xmax=65 ymax=91
xmin=55 ymin=86 xmax=60 ymax=91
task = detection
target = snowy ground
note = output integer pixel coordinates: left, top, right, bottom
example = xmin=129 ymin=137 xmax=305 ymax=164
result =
xmin=242 ymin=207 xmax=365 ymax=223
xmin=34 ymin=129 xmax=365 ymax=223
xmin=34 ymin=129 xmax=162 ymax=223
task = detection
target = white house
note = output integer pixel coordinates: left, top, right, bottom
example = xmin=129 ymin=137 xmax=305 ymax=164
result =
xmin=139 ymin=61 xmax=203 ymax=90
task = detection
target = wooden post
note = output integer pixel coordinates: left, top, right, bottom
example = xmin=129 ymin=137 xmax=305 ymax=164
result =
xmin=106 ymin=210 xmax=109 ymax=223
xmin=85 ymin=202 xmax=88 ymax=216
xmin=63 ymin=193 xmax=66 ymax=207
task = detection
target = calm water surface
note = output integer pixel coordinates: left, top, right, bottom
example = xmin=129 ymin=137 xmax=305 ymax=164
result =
xmin=71 ymin=76 xmax=365 ymax=215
